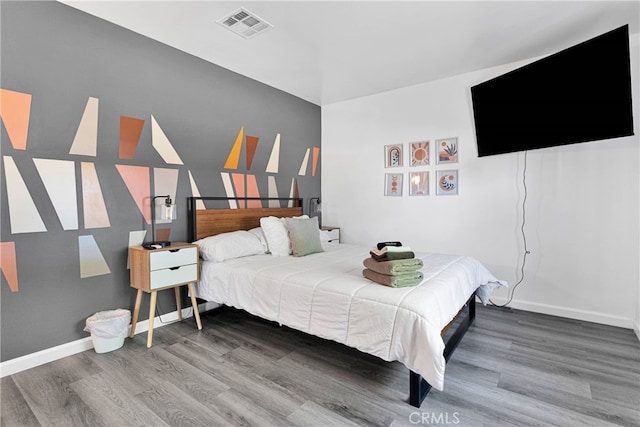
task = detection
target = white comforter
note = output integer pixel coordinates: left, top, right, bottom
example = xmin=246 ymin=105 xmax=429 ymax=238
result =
xmin=194 ymin=243 xmax=506 ymax=391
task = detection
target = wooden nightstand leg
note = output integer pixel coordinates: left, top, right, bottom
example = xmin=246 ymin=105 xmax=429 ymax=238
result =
xmin=130 ymin=289 xmax=143 ymax=338
xmin=175 ymin=287 xmax=182 ymax=321
xmin=187 ymin=282 xmax=202 ymax=330
xmin=147 ymin=290 xmax=158 ymax=348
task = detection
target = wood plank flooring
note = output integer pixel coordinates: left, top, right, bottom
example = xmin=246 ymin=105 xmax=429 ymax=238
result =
xmin=2 ymin=305 xmax=639 ymax=426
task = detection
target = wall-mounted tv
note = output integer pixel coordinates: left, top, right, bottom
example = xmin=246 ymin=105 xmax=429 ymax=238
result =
xmin=471 ymin=25 xmax=634 ymax=157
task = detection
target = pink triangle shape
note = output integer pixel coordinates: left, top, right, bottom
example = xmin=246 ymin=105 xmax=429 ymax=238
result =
xmin=115 ymin=165 xmax=151 ymax=224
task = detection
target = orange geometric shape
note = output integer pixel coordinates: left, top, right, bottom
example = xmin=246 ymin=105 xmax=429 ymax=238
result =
xmin=115 ymin=164 xmax=151 ymax=224
xmin=245 ymin=136 xmax=259 ymax=170
xmin=224 ymin=127 xmax=244 ymax=170
xmin=0 ymin=89 xmax=32 ymax=150
xmin=312 ymin=147 xmax=320 ymax=176
xmin=0 ymin=242 xmax=19 ymax=292
xmin=156 ymin=228 xmax=171 ymax=242
xmin=246 ymin=174 xmax=262 ymax=208
xmin=119 ymin=116 xmax=145 ymax=160
xmin=231 ymin=173 xmax=246 ymax=208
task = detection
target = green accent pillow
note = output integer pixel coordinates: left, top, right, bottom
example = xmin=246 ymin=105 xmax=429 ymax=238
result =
xmin=285 ymin=216 xmax=324 ymax=257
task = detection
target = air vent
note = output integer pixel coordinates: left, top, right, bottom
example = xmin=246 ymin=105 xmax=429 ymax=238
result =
xmin=217 ymin=8 xmax=273 ymax=39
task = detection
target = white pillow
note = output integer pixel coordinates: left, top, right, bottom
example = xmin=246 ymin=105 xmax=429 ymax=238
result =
xmin=259 ymin=216 xmax=290 ymax=256
xmin=260 ymin=215 xmax=309 ymax=256
xmin=248 ymin=227 xmax=268 ymax=252
xmin=195 ymin=230 xmax=265 ymax=262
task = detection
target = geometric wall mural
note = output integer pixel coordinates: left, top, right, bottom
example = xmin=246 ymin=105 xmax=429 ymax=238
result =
xmin=69 ymin=97 xmax=99 ymax=157
xmin=81 ymin=162 xmax=111 ymax=229
xmin=0 ymin=241 xmax=19 ymax=292
xmin=220 ymin=172 xmax=238 ymax=209
xmin=267 ymin=176 xmax=280 ymax=208
xmin=231 ymin=173 xmax=246 ymax=208
xmin=224 ymin=127 xmax=243 ymax=170
xmin=0 ymin=88 xmax=32 ymax=150
xmin=3 ymin=156 xmax=47 ymax=234
xmin=246 ymin=174 xmax=262 ymax=208
xmin=2 ymin=87 xmax=320 ymax=287
xmin=226 ymin=173 xmax=262 ymax=208
xmin=298 ymin=148 xmax=310 ymax=176
xmin=33 ymin=158 xmax=79 ymax=230
xmin=156 ymin=228 xmax=171 ymax=243
xmin=127 ymin=230 xmax=147 ymax=269
xmin=188 ymin=171 xmax=206 ymax=210
xmin=288 ymin=177 xmax=299 ymax=207
xmin=115 ymin=164 xmax=151 ymax=224
xmin=245 ymin=135 xmax=259 ymax=170
xmin=151 ymin=115 xmax=183 ymax=165
xmin=119 ymin=116 xmax=145 ymax=160
xmin=312 ymin=147 xmax=320 ymax=177
xmin=265 ymin=133 xmax=281 ymax=173
xmin=78 ymin=235 xmax=111 ymax=279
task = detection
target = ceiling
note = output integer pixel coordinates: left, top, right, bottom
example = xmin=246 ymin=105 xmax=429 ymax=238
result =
xmin=59 ymin=1 xmax=640 ymax=106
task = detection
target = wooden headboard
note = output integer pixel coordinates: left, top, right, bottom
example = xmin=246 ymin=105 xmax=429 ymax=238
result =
xmin=187 ymin=197 xmax=303 ymax=241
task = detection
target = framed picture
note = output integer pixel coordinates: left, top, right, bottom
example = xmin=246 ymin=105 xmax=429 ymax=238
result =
xmin=410 ymin=141 xmax=430 ymax=166
xmin=409 ymin=172 xmax=429 ymax=196
xmin=436 ymin=170 xmax=458 ymax=196
xmin=436 ymin=137 xmax=458 ymax=164
xmin=385 ymin=144 xmax=403 ymax=168
xmin=384 ymin=173 xmax=403 ymax=196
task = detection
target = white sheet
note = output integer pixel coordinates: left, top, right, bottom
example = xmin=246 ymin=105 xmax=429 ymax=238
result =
xmin=194 ymin=243 xmax=506 ymax=391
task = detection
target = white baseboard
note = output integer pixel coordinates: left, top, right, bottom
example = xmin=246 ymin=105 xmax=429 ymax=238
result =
xmin=489 ymin=296 xmax=635 ymax=330
xmin=634 ymin=319 xmax=640 ymax=342
xmin=0 ymin=302 xmax=219 ymax=378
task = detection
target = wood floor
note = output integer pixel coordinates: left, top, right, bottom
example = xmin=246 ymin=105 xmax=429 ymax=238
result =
xmin=2 ymin=304 xmax=639 ymax=427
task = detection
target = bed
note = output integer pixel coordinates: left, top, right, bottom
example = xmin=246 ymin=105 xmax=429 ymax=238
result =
xmin=187 ymin=197 xmax=506 ymax=407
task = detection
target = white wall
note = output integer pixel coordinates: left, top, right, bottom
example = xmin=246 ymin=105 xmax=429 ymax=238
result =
xmin=322 ymin=36 xmax=639 ymax=330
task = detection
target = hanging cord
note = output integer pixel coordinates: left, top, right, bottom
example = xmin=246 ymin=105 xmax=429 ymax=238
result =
xmin=154 ymin=299 xmax=194 ymax=324
xmin=490 ymin=151 xmax=530 ymax=308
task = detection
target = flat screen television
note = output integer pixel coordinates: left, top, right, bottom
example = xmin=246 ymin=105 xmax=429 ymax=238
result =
xmin=471 ymin=25 xmax=634 ymax=157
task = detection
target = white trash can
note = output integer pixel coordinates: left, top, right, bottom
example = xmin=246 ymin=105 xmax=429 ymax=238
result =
xmin=84 ymin=309 xmax=131 ymax=353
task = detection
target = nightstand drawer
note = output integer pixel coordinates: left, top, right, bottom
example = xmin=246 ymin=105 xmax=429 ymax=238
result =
xmin=150 ymin=263 xmax=198 ymax=289
xmin=320 ymin=227 xmax=340 ymax=244
xmin=150 ymin=247 xmax=197 ymax=270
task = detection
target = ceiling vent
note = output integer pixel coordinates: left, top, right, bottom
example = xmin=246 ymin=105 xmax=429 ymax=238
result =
xmin=217 ymin=8 xmax=273 ymax=39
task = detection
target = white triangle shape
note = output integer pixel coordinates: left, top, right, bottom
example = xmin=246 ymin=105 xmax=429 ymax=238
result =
xmin=34 ymin=158 xmax=79 ymax=230
xmin=298 ymin=148 xmax=310 ymax=176
xmin=78 ymin=235 xmax=111 ymax=278
xmin=3 ymin=156 xmax=47 ymax=233
xmin=69 ymin=97 xmax=99 ymax=157
xmin=265 ymin=133 xmax=280 ymax=173
xmin=151 ymin=115 xmax=184 ymax=165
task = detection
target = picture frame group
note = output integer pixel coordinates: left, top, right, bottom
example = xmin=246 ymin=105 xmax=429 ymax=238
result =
xmin=384 ymin=138 xmax=459 ymax=196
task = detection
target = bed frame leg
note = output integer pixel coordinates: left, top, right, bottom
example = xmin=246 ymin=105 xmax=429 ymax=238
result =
xmin=409 ymin=371 xmax=432 ymax=407
xmin=408 ymin=291 xmax=476 ymax=407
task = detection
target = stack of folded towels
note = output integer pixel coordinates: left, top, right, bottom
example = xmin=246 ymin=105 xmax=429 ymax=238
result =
xmin=362 ymin=241 xmax=424 ymax=288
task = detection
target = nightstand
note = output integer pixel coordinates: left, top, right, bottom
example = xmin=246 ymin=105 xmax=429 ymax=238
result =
xmin=129 ymin=242 xmax=202 ymax=347
xmin=320 ymin=226 xmax=340 ymax=244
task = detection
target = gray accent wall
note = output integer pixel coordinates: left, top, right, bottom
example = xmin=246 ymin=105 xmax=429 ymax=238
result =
xmin=0 ymin=1 xmax=320 ymax=361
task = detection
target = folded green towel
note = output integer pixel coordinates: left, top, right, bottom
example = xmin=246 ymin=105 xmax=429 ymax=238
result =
xmin=363 ymin=257 xmax=423 ymax=275
xmin=369 ymin=251 xmax=415 ymax=261
xmin=362 ymin=268 xmax=424 ymax=288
